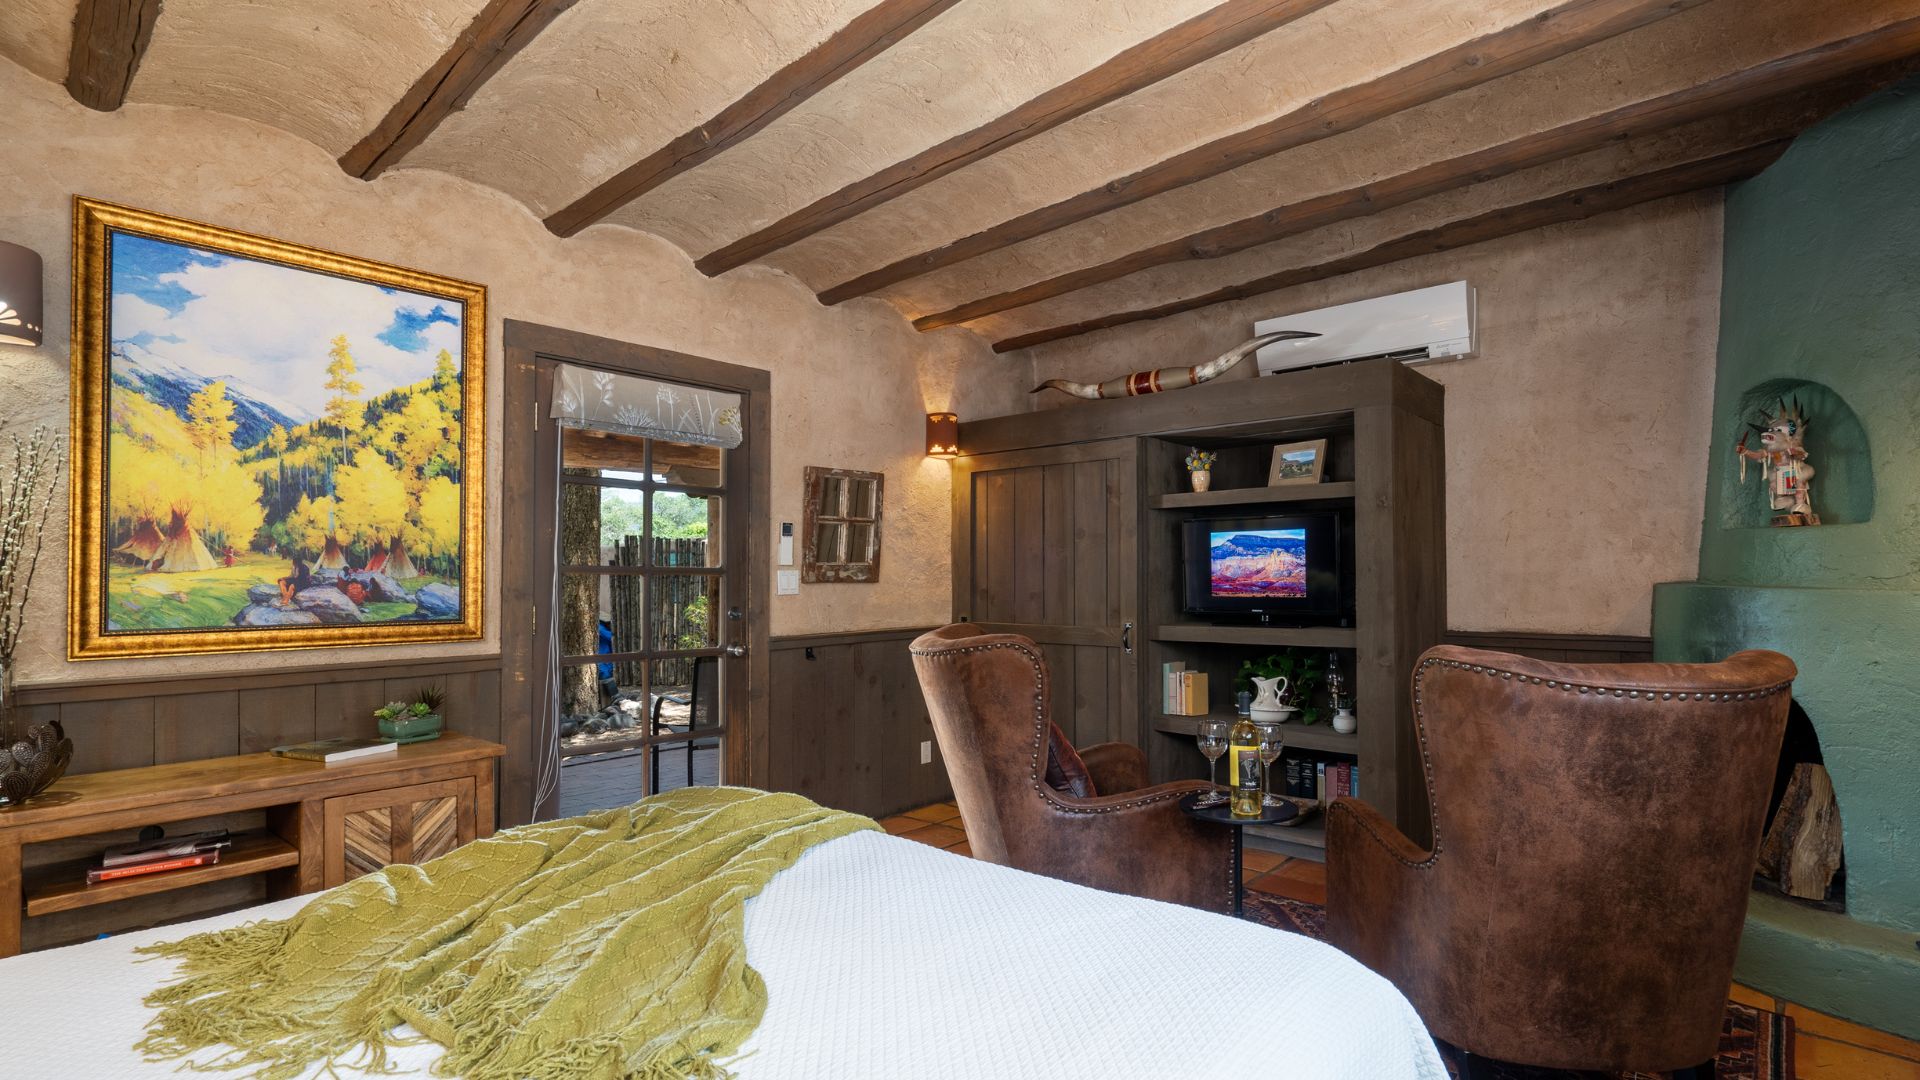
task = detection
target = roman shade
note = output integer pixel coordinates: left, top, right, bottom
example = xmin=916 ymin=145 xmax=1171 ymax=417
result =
xmin=550 ymin=363 xmax=744 ymax=449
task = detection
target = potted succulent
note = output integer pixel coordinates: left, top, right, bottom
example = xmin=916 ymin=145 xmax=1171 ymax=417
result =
xmin=375 ymin=686 xmax=446 ymax=743
xmin=1184 ymin=448 xmax=1218 ymax=492
xmin=1234 ymin=651 xmax=1327 ymax=724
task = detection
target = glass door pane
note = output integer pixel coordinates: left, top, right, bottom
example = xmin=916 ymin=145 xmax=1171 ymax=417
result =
xmin=549 ymin=415 xmax=735 ymax=818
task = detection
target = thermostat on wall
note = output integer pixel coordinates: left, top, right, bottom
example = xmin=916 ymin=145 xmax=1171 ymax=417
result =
xmin=779 ymin=522 xmax=794 ymax=566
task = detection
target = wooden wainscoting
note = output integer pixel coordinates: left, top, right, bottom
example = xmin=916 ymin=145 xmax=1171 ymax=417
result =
xmin=766 ymin=628 xmax=950 ymax=820
xmin=11 ymin=655 xmax=503 ymax=774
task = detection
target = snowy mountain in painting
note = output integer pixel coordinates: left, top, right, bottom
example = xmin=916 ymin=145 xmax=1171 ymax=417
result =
xmin=110 ymin=341 xmax=312 ymax=450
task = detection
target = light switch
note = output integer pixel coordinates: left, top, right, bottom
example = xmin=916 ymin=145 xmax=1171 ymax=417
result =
xmin=777 ymin=569 xmax=800 ymax=595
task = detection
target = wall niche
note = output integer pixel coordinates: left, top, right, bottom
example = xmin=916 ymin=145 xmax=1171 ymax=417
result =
xmin=1718 ymin=378 xmax=1872 ymax=529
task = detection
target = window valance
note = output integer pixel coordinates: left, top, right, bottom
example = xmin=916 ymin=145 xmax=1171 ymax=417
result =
xmin=550 ymin=363 xmax=744 ymax=449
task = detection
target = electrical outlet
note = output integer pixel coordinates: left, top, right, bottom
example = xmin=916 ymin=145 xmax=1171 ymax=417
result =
xmin=919 ymin=740 xmax=933 ymax=765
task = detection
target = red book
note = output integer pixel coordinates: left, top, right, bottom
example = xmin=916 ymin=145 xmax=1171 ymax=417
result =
xmin=1335 ymin=762 xmax=1352 ymax=799
xmin=87 ymin=851 xmax=219 ymax=884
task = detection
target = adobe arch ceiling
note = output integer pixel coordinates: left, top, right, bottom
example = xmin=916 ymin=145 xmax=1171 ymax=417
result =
xmin=7 ymin=0 xmax=1917 ymax=352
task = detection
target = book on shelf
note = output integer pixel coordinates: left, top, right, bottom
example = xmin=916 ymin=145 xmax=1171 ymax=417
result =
xmin=101 ymin=828 xmax=231 ymax=868
xmin=1274 ymin=750 xmax=1360 ymax=804
xmin=87 ymin=850 xmax=219 ymax=884
xmin=271 ymin=738 xmax=398 ymax=764
xmin=1160 ymin=665 xmax=1210 ymax=716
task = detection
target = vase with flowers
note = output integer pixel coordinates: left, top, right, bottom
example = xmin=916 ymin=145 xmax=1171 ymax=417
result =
xmin=0 ymin=427 xmax=70 ymax=806
xmin=1184 ymin=448 xmax=1217 ymax=493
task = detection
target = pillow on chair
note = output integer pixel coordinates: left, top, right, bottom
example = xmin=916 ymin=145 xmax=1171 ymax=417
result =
xmin=1043 ymin=723 xmax=1098 ymax=799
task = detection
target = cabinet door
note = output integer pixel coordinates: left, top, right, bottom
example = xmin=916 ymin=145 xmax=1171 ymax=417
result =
xmin=323 ymin=777 xmax=477 ymax=888
xmin=950 ymin=438 xmax=1140 ymax=747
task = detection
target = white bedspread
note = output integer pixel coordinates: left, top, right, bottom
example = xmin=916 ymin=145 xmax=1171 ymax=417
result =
xmin=0 ymin=830 xmax=1444 ymax=1079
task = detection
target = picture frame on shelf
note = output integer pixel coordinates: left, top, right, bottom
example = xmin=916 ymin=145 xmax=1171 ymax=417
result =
xmin=1267 ymin=438 xmax=1328 ymax=486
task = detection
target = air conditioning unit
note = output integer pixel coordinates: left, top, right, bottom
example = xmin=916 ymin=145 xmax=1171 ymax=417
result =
xmin=1253 ymin=281 xmax=1476 ymax=376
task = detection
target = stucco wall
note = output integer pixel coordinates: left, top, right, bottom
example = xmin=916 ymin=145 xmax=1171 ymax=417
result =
xmin=1014 ymin=193 xmax=1726 ymax=636
xmin=0 ymin=59 xmax=1017 ymax=686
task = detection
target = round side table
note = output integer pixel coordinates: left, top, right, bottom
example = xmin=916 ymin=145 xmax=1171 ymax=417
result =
xmin=1179 ymin=790 xmax=1298 ymax=916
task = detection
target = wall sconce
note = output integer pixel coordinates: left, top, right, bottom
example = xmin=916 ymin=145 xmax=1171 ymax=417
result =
xmin=0 ymin=240 xmax=44 ymax=348
xmin=925 ymin=412 xmax=959 ymax=458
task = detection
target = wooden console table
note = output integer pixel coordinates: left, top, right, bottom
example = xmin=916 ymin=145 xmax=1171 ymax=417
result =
xmin=0 ymin=733 xmax=503 ymax=956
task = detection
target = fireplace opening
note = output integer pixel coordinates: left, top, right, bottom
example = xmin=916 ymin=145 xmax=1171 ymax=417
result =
xmin=1754 ymin=700 xmax=1844 ymax=911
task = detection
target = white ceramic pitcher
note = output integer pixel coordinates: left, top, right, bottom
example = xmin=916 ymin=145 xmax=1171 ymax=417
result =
xmin=1248 ymin=675 xmax=1293 ymax=722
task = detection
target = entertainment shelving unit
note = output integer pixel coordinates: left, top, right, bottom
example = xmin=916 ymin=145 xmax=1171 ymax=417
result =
xmin=953 ymin=357 xmax=1446 ymax=859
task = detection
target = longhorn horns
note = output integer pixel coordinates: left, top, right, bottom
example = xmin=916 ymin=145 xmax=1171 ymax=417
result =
xmin=1031 ymin=330 xmax=1321 ymax=400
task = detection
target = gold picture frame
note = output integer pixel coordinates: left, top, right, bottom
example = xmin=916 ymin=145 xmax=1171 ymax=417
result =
xmin=69 ymin=197 xmax=486 ymax=658
xmin=1267 ymin=438 xmax=1328 ymax=486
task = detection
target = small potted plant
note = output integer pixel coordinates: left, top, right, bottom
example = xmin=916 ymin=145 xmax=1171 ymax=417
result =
xmin=375 ymin=686 xmax=446 ymax=743
xmin=1184 ymin=448 xmax=1218 ymax=492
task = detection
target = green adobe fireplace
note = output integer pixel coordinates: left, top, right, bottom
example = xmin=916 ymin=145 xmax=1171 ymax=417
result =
xmin=1653 ymin=75 xmax=1920 ymax=1039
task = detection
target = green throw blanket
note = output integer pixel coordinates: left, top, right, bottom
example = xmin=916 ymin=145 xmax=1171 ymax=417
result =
xmin=135 ymin=786 xmax=876 ymax=1080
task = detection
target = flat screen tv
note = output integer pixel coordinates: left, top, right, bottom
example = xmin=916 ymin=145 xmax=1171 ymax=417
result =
xmin=1181 ymin=511 xmax=1352 ymax=625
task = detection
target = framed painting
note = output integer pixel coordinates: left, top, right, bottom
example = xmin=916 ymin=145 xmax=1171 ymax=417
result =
xmin=68 ymin=198 xmax=485 ymax=658
xmin=1267 ymin=438 xmax=1328 ymax=486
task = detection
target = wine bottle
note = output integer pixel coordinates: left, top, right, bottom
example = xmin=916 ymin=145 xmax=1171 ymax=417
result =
xmin=1229 ymin=714 xmax=1262 ymax=818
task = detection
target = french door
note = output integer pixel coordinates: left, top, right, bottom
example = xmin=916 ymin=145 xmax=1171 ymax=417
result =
xmin=504 ymin=323 xmax=769 ymax=825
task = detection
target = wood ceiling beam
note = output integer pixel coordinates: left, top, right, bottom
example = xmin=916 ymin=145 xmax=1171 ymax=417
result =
xmin=817 ymin=0 xmax=1706 ymax=306
xmin=339 ymin=0 xmax=583 ymax=181
xmin=915 ymin=18 xmax=1920 ymax=332
xmin=65 ymin=0 xmax=163 ymax=111
xmin=991 ymin=139 xmax=1791 ymax=354
xmin=545 ymin=0 xmax=965 ymax=238
xmin=693 ymin=0 xmax=1343 ymax=275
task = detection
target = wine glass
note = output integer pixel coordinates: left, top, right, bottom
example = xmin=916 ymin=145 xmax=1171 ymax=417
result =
xmin=1255 ymin=721 xmax=1287 ymax=808
xmin=1195 ymin=720 xmax=1229 ymax=807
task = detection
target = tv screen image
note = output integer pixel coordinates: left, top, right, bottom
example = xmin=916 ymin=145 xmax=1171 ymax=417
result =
xmin=1209 ymin=529 xmax=1307 ymax=598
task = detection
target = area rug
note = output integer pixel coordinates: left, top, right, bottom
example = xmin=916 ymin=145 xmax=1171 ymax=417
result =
xmin=1240 ymin=888 xmax=1794 ymax=1080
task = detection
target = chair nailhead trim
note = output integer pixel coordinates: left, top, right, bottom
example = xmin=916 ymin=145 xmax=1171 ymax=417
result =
xmin=1378 ymin=654 xmax=1796 ymax=874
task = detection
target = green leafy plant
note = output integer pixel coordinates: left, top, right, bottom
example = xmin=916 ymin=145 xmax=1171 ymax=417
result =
xmin=412 ymin=684 xmax=447 ymax=714
xmin=1234 ymin=650 xmax=1327 ymax=724
xmin=374 ymin=685 xmax=446 ymax=722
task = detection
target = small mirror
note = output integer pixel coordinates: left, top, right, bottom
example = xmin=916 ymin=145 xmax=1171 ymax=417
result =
xmin=819 ymin=475 xmax=846 ymax=515
xmin=847 ymin=477 xmax=876 ymax=518
xmin=845 ymin=522 xmax=874 ymax=563
xmin=812 ymin=521 xmax=844 ymax=563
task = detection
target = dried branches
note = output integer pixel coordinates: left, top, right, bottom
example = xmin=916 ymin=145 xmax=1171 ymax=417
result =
xmin=0 ymin=427 xmax=64 ymax=667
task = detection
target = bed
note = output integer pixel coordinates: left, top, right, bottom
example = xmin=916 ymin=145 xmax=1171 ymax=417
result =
xmin=0 ymin=830 xmax=1445 ymax=1079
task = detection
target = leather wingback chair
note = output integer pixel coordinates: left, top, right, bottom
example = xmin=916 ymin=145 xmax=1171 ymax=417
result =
xmin=910 ymin=624 xmax=1234 ymax=913
xmin=1329 ymin=645 xmax=1797 ymax=1074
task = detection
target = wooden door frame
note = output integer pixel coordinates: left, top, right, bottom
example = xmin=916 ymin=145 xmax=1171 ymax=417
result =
xmin=501 ymin=320 xmax=772 ymax=826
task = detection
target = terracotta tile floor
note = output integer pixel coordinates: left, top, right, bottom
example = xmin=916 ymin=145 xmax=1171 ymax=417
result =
xmin=893 ymin=801 xmax=1920 ymax=1078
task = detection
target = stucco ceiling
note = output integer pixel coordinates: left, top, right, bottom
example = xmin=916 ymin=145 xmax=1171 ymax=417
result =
xmin=6 ymin=0 xmax=1916 ymax=352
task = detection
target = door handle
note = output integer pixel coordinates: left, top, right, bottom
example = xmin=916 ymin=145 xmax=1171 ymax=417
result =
xmin=724 ymin=643 xmax=747 ymax=658
xmin=1121 ymin=621 xmax=1133 ymax=655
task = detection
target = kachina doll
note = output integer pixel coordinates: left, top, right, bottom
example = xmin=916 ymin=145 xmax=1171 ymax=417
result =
xmin=1734 ymin=397 xmax=1819 ymax=526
